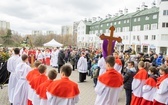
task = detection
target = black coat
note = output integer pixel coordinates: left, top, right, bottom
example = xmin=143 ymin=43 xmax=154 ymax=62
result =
xmin=57 ymin=50 xmax=65 ymax=65
xmin=123 ymin=69 xmax=136 ymax=90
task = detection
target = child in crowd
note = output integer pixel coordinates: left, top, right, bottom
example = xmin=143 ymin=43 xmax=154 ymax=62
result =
xmin=153 ymin=65 xmax=168 ymax=105
xmin=29 ymin=64 xmax=48 ymax=105
xmin=95 ymin=55 xmax=123 ymax=105
xmin=91 ymin=59 xmax=99 ymax=87
xmin=140 ymin=66 xmax=158 ymax=105
xmin=123 ymin=61 xmax=137 ymax=105
xmin=26 ymin=60 xmax=42 ymax=105
xmin=47 ymin=64 xmax=80 ymax=105
xmin=131 ymin=61 xmax=148 ymax=105
xmin=34 ymin=69 xmax=57 ymax=105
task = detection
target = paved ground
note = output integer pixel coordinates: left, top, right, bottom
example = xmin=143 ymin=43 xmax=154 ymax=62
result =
xmin=0 ymin=67 xmax=126 ymax=105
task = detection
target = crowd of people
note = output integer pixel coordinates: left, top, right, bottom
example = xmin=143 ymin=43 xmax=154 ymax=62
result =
xmin=5 ymin=46 xmax=168 ymax=105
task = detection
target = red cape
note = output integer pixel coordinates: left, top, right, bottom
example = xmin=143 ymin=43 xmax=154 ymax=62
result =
xmin=98 ymin=68 xmax=123 ymax=88
xmin=115 ymin=58 xmax=122 ymax=66
xmin=145 ymin=77 xmax=157 ymax=87
xmin=134 ymin=68 xmax=148 ymax=80
xmin=36 ymin=80 xmax=53 ymax=99
xmin=26 ymin=68 xmax=40 ymax=82
xmin=156 ymin=74 xmax=168 ymax=88
xmin=30 ymin=74 xmax=48 ymax=90
xmin=47 ymin=77 xmax=80 ymax=98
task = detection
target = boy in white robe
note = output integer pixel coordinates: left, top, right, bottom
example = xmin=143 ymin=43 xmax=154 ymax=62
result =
xmin=7 ymin=48 xmax=22 ymax=104
xmin=47 ymin=64 xmax=80 ymax=105
xmin=13 ymin=54 xmax=31 ymax=105
xmin=95 ymin=55 xmax=123 ymax=105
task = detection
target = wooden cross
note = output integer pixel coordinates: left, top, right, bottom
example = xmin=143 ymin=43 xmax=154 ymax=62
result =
xmin=100 ymin=26 xmax=122 ymax=55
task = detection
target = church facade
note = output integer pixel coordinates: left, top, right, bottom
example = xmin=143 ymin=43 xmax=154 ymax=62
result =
xmin=77 ymin=0 xmax=168 ymax=55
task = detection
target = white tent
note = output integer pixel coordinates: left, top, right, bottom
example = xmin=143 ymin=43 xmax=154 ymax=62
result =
xmin=43 ymin=39 xmax=63 ymax=47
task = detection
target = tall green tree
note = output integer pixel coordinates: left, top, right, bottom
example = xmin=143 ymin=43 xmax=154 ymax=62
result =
xmin=2 ymin=29 xmax=12 ymax=45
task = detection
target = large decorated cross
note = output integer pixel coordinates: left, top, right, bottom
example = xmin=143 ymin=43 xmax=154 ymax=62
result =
xmin=100 ymin=26 xmax=122 ymax=57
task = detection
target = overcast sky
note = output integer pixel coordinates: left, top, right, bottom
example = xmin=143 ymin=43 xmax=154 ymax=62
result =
xmin=0 ymin=0 xmax=160 ymax=35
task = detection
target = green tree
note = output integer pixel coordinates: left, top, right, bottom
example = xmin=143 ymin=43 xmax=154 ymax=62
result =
xmin=1 ymin=29 xmax=13 ymax=46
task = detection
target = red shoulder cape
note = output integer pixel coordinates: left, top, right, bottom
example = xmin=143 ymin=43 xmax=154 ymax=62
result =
xmin=47 ymin=77 xmax=80 ymax=98
xmin=98 ymin=68 xmax=123 ymax=88
xmin=145 ymin=77 xmax=157 ymax=87
xmin=115 ymin=58 xmax=122 ymax=66
xmin=26 ymin=68 xmax=40 ymax=82
xmin=30 ymin=74 xmax=48 ymax=90
xmin=156 ymin=74 xmax=168 ymax=88
xmin=134 ymin=68 xmax=148 ymax=80
xmin=36 ymin=80 xmax=53 ymax=99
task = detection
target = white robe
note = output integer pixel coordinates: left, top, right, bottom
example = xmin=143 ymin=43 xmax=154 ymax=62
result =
xmin=51 ymin=50 xmax=59 ymax=67
xmin=95 ymin=81 xmax=122 ymax=105
xmin=97 ymin=57 xmax=106 ymax=75
xmin=47 ymin=92 xmax=79 ymax=105
xmin=142 ymin=84 xmax=157 ymax=101
xmin=36 ymin=52 xmax=44 ymax=61
xmin=132 ymin=79 xmax=146 ymax=97
xmin=13 ymin=62 xmax=31 ymax=105
xmin=153 ymin=78 xmax=168 ymax=104
xmin=114 ymin=63 xmax=122 ymax=73
xmin=7 ymin=55 xmax=22 ymax=103
xmin=77 ymin=56 xmax=87 ymax=73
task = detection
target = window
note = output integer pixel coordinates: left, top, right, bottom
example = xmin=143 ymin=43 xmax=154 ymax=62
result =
xmin=107 ymin=23 xmax=109 ymax=26
xmin=95 ymin=30 xmax=98 ymax=34
xmin=153 ymin=14 xmax=157 ymax=19
xmin=138 ymin=18 xmax=140 ymax=21
xmin=145 ymin=16 xmax=149 ymax=20
xmin=114 ymin=22 xmax=116 ymax=25
xmin=118 ymin=21 xmax=121 ymax=24
xmin=122 ymin=27 xmax=129 ymax=32
xmin=133 ymin=25 xmax=140 ymax=31
xmin=162 ymin=23 xmax=166 ymax=27
xmin=117 ymin=27 xmax=121 ymax=32
xmin=106 ymin=29 xmax=108 ymax=33
xmin=163 ymin=10 xmax=168 ymax=16
xmin=100 ymin=30 xmax=103 ymax=34
xmin=144 ymin=24 xmax=150 ymax=30
xmin=137 ymin=36 xmax=140 ymax=41
xmin=126 ymin=36 xmax=128 ymax=40
xmin=123 ymin=36 xmax=125 ymax=40
xmin=127 ymin=20 xmax=129 ymax=23
xmin=124 ymin=20 xmax=126 ymax=23
xmin=162 ymin=22 xmax=168 ymax=28
xmin=101 ymin=25 xmax=103 ymax=27
xmin=134 ymin=18 xmax=137 ymax=22
xmin=151 ymin=23 xmax=157 ymax=30
xmin=110 ymin=23 xmax=113 ymax=25
xmin=133 ymin=36 xmax=136 ymax=40
xmin=161 ymin=34 xmax=168 ymax=41
xmin=144 ymin=35 xmax=148 ymax=40
xmin=152 ymin=35 xmax=156 ymax=40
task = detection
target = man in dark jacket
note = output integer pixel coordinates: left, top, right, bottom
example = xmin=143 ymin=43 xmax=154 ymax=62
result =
xmin=124 ymin=61 xmax=137 ymax=105
xmin=57 ymin=49 xmax=65 ymax=73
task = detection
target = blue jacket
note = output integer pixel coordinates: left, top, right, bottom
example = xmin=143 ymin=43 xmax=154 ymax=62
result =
xmin=156 ymin=56 xmax=163 ymax=66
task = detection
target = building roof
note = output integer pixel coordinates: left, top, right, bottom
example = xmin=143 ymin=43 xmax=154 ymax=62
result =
xmin=84 ymin=21 xmax=92 ymax=26
xmin=115 ymin=11 xmax=140 ymax=20
xmin=92 ymin=20 xmax=104 ymax=25
xmin=102 ymin=15 xmax=123 ymax=23
xmin=134 ymin=7 xmax=159 ymax=17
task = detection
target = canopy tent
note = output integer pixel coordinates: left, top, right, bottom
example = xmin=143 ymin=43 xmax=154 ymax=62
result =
xmin=43 ymin=39 xmax=63 ymax=47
